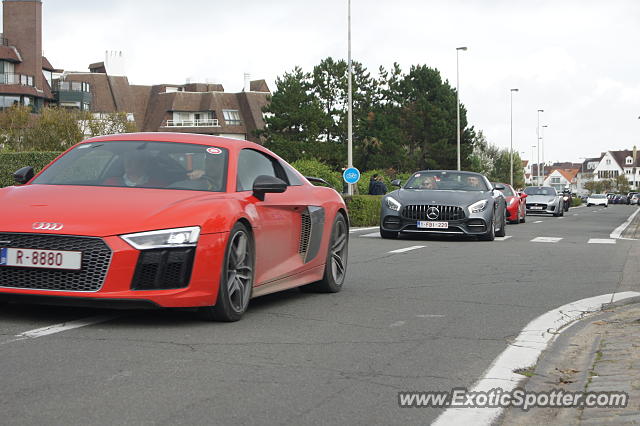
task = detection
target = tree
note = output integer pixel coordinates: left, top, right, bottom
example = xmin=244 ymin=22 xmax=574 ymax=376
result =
xmin=22 ymin=107 xmax=86 ymax=151
xmin=614 ymin=174 xmax=630 ymax=193
xmin=86 ymin=112 xmax=137 ymax=137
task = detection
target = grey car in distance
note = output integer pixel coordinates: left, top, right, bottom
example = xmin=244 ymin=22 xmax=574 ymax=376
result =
xmin=379 ymin=170 xmax=507 ymax=241
xmin=523 ymin=186 xmax=564 ymax=216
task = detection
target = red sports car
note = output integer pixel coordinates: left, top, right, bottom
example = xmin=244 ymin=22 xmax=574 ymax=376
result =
xmin=0 ymin=133 xmax=349 ymax=321
xmin=496 ymin=183 xmax=527 ymax=224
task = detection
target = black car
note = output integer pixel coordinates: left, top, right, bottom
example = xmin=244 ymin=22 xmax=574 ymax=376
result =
xmin=379 ymin=170 xmax=507 ymax=241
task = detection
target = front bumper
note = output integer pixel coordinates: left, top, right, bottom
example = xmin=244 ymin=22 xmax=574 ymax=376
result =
xmin=0 ymin=232 xmax=227 ymax=308
xmin=380 ymin=204 xmax=491 ymax=236
xmin=526 ymin=203 xmax=557 ymax=215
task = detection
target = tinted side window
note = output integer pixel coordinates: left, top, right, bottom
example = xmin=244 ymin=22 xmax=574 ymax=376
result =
xmin=237 ymin=149 xmax=282 ymax=191
xmin=281 ymin=161 xmax=303 ymax=186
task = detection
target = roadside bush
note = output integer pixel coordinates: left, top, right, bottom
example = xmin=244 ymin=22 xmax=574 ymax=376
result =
xmin=344 ymin=195 xmax=382 ymax=226
xmin=291 ymin=158 xmax=342 ymax=192
xmin=571 ymin=197 xmax=582 ymax=207
xmin=0 ymin=151 xmax=61 ymax=187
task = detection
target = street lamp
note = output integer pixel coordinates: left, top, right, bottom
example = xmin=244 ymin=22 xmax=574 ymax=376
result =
xmin=531 ymin=145 xmax=536 ymax=185
xmin=541 ymin=124 xmax=548 ymax=184
xmin=456 ymin=46 xmax=468 ymax=171
xmin=346 ymin=0 xmax=353 ymax=195
xmin=509 ymin=88 xmax=519 ymax=187
xmin=536 ymin=109 xmax=544 ymax=184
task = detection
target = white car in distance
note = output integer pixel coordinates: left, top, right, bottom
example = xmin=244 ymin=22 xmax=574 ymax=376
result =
xmin=586 ymin=194 xmax=608 ymax=207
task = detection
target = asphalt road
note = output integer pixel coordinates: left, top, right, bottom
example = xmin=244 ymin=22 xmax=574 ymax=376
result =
xmin=1 ymin=204 xmax=639 ymax=425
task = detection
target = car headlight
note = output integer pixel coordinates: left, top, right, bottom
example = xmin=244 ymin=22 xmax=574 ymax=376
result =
xmin=385 ymin=196 xmax=401 ymax=212
xmin=469 ymin=199 xmax=488 ymax=213
xmin=121 ymin=226 xmax=201 ymax=249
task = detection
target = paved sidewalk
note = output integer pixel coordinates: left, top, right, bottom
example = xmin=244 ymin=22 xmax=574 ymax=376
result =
xmin=500 ymin=301 xmax=640 ymax=425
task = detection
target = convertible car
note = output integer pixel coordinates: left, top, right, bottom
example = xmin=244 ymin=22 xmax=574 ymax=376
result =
xmin=523 ymin=186 xmax=564 ymax=216
xmin=0 ymin=133 xmax=349 ymax=321
xmin=380 ymin=170 xmax=507 ymax=241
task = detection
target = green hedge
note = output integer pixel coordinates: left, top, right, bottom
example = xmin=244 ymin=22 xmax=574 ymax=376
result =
xmin=344 ymin=195 xmax=383 ymax=226
xmin=291 ymin=158 xmax=342 ymax=192
xmin=0 ymin=151 xmax=61 ymax=187
xmin=571 ymin=197 xmax=582 ymax=207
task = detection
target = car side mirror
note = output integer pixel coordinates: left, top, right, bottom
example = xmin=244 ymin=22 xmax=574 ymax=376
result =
xmin=252 ymin=175 xmax=287 ymax=201
xmin=13 ymin=166 xmax=34 ymax=184
xmin=493 ymin=183 xmax=505 ymax=191
xmin=519 ymin=193 xmax=528 ymax=199
xmin=391 ymin=179 xmax=401 ymax=187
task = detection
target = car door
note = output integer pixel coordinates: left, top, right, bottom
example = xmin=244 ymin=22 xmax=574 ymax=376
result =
xmin=236 ymin=148 xmax=304 ymax=285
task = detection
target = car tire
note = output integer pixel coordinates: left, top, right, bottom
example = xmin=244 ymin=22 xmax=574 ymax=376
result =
xmin=479 ymin=213 xmax=496 ymax=241
xmin=587 ymin=203 xmax=591 ymax=207
xmin=380 ymin=228 xmax=398 ymax=239
xmin=495 ymin=209 xmax=506 ymax=237
xmin=300 ymin=213 xmax=348 ymax=293
xmin=199 ymin=222 xmax=254 ymax=322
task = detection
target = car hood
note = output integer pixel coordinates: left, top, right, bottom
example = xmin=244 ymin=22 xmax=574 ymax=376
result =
xmin=0 ymin=184 xmax=233 ymax=237
xmin=389 ymin=188 xmax=491 ymax=207
xmin=526 ymin=194 xmax=558 ymax=204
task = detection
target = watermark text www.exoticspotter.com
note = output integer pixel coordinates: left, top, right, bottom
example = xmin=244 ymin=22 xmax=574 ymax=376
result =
xmin=398 ymin=388 xmax=628 ymax=411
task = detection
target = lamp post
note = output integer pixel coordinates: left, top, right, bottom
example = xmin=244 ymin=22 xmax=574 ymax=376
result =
xmin=509 ymin=88 xmax=519 ymax=187
xmin=346 ymin=0 xmax=353 ymax=195
xmin=456 ymin=46 xmax=468 ymax=171
xmin=541 ymin=124 xmax=548 ymax=184
xmin=531 ymin=145 xmax=536 ymax=185
xmin=536 ymin=109 xmax=544 ymax=184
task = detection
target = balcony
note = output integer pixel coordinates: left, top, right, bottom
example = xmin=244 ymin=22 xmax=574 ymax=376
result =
xmin=164 ymin=118 xmax=220 ymax=127
xmin=0 ymin=73 xmax=34 ymax=87
xmin=53 ymin=80 xmax=91 ymax=93
xmin=0 ymin=37 xmax=8 ymax=47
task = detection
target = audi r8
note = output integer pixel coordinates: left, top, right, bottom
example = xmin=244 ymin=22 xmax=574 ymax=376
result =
xmin=380 ymin=170 xmax=507 ymax=241
xmin=523 ymin=186 xmax=564 ymax=216
xmin=0 ymin=133 xmax=349 ymax=321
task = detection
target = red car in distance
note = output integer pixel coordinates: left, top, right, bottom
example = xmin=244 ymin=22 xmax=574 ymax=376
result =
xmin=495 ymin=183 xmax=527 ymax=224
xmin=0 ymin=133 xmax=349 ymax=322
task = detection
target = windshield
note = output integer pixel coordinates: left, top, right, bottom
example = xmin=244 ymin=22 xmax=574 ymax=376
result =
xmin=404 ymin=171 xmax=489 ymax=191
xmin=590 ymin=194 xmax=606 ymax=199
xmin=32 ymin=140 xmax=229 ymax=192
xmin=523 ymin=186 xmax=557 ymax=196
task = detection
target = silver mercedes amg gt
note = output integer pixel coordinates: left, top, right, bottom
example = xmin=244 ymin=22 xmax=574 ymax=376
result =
xmin=379 ymin=170 xmax=507 ymax=241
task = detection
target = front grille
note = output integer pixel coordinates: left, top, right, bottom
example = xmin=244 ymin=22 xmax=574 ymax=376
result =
xmin=131 ymin=248 xmax=195 ymax=290
xmin=402 ymin=205 xmax=465 ymax=221
xmin=298 ymin=210 xmax=312 ymax=259
xmin=0 ymin=233 xmax=111 ymax=292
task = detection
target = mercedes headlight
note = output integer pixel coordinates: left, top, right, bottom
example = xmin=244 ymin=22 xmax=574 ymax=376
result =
xmin=385 ymin=196 xmax=401 ymax=212
xmin=121 ymin=226 xmax=201 ymax=249
xmin=469 ymin=200 xmax=488 ymax=213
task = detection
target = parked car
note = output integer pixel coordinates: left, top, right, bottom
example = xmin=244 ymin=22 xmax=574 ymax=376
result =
xmin=494 ymin=182 xmax=526 ymax=224
xmin=523 ymin=186 xmax=565 ymax=216
xmin=0 ymin=133 xmax=349 ymax=321
xmin=587 ymin=193 xmax=608 ymax=207
xmin=626 ymin=192 xmax=638 ymax=205
xmin=380 ymin=170 xmax=507 ymax=241
xmin=630 ymin=194 xmax=640 ymax=205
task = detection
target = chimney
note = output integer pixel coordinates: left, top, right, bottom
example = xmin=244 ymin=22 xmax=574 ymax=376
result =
xmin=243 ymin=73 xmax=251 ymax=92
xmin=104 ymin=50 xmax=125 ymax=76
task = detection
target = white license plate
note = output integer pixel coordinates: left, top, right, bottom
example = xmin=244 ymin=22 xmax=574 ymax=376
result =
xmin=417 ymin=221 xmax=448 ymax=229
xmin=0 ymin=247 xmax=82 ymax=270
xmin=530 ymin=206 xmax=544 ymax=210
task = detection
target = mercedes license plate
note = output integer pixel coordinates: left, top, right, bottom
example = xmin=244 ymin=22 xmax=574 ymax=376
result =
xmin=417 ymin=221 xmax=448 ymax=229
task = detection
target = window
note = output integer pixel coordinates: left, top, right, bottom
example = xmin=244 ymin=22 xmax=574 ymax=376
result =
xmin=606 ymin=159 xmax=611 ymax=165
xmin=223 ymin=109 xmax=242 ymax=125
xmin=236 ymin=149 xmax=285 ymax=191
xmin=551 ymin=177 xmax=560 ymax=183
xmin=626 ymin=157 xmax=633 ymax=165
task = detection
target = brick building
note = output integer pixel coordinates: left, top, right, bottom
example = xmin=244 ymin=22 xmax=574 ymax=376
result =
xmin=0 ymin=0 xmax=271 ymax=143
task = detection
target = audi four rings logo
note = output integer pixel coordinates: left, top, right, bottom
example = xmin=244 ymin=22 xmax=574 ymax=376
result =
xmin=426 ymin=207 xmax=440 ymax=220
xmin=32 ymin=222 xmax=64 ymax=231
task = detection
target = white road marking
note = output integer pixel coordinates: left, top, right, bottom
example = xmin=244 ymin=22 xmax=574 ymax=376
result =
xmin=416 ymin=314 xmax=445 ymax=318
xmin=495 ymin=236 xmax=512 ymax=241
xmin=558 ymin=217 xmax=565 ymax=219
xmin=389 ymin=321 xmax=405 ymax=327
xmin=360 ymin=232 xmax=380 ymax=238
xmin=533 ymin=220 xmax=543 ymax=223
xmin=531 ymin=237 xmax=562 ymax=243
xmin=4 ymin=315 xmax=119 ymax=344
xmin=349 ymin=226 xmax=379 ymax=234
xmin=573 ymin=214 xmax=579 ymax=216
xmin=588 ymin=238 xmax=616 ymax=244
xmin=388 ymin=245 xmax=425 ymax=254
xmin=610 ymin=208 xmax=640 ymax=239
xmin=432 ymin=291 xmax=640 ymax=426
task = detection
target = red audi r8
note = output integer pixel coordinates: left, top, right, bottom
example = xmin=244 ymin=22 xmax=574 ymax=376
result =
xmin=495 ymin=183 xmax=527 ymax=224
xmin=0 ymin=133 xmax=349 ymax=321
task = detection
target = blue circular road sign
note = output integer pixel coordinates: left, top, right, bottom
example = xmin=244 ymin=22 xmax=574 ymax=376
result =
xmin=343 ymin=167 xmax=361 ymax=184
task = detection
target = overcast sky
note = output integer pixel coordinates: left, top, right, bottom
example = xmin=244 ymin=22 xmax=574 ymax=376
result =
xmin=4 ymin=0 xmax=640 ymax=164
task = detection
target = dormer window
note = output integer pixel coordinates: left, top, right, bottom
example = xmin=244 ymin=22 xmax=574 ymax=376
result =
xmin=606 ymin=159 xmax=611 ymax=165
xmin=626 ymin=156 xmax=633 ymax=165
